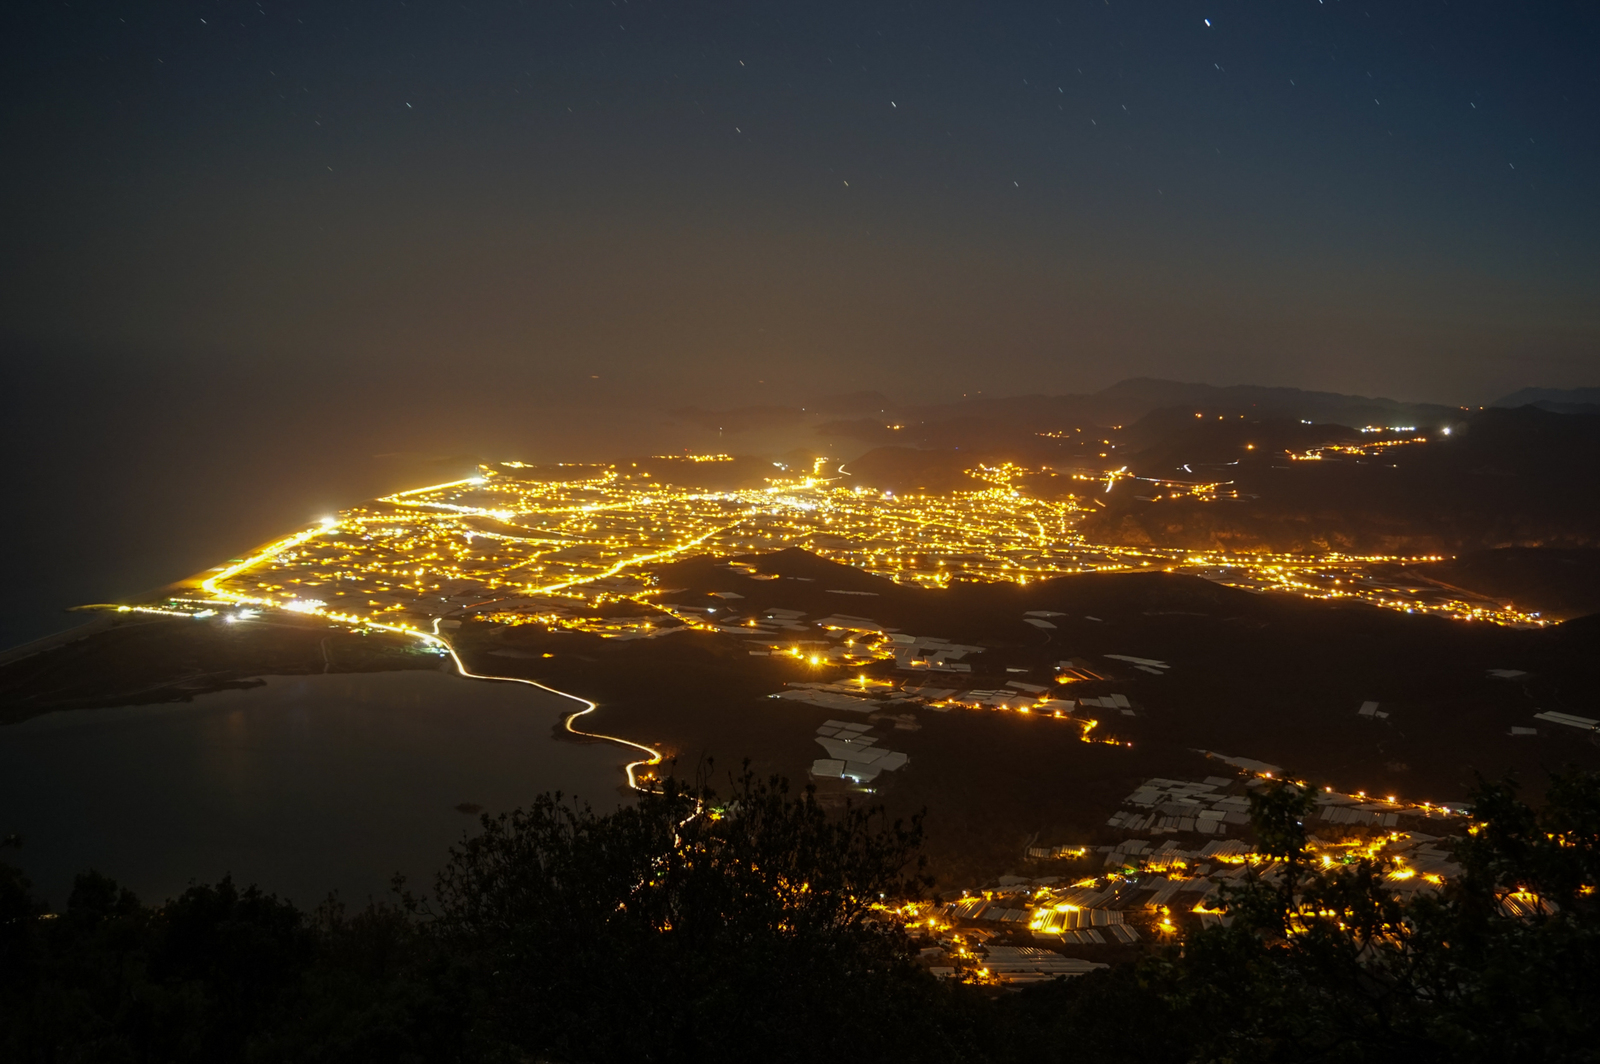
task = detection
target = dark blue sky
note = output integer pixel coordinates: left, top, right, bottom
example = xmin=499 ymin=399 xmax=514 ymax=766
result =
xmin=4 ymin=0 xmax=1597 ymax=405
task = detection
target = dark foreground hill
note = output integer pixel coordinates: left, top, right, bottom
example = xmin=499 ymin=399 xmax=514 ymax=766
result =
xmin=3 ymin=760 xmax=1596 ymax=1064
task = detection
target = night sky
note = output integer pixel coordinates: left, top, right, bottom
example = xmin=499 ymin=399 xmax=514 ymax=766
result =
xmin=2 ymin=1 xmax=1598 ymax=646
xmin=5 ymin=0 xmax=1597 ymax=405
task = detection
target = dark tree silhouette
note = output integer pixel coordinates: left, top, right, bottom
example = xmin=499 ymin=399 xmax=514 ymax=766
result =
xmin=431 ymin=767 xmax=955 ymax=1062
xmin=2 ymin=767 xmax=1597 ymax=1063
xmin=1147 ymin=769 xmax=1600 ymax=1062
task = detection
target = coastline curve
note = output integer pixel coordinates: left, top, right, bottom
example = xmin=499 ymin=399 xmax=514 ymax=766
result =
xmin=428 ymin=619 xmax=662 ymax=790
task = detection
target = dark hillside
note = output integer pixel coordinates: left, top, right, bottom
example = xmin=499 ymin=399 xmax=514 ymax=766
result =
xmin=1079 ymin=407 xmax=1600 ymax=554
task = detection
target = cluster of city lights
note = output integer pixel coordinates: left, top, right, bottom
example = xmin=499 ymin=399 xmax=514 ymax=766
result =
xmin=186 ymin=460 xmax=1544 ymax=631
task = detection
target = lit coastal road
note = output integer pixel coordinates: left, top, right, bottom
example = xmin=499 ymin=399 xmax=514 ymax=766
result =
xmin=430 ymin=618 xmax=664 ymax=790
xmin=188 ymin=519 xmax=671 ymax=791
xmin=179 ymin=484 xmax=679 ymax=791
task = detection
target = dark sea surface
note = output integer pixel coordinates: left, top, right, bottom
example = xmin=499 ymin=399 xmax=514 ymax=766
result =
xmin=0 ymin=669 xmax=631 ymax=907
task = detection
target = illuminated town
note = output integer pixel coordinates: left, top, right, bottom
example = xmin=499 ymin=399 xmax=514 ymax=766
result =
xmin=182 ymin=456 xmax=1545 ymax=637
xmin=882 ymin=763 xmax=1485 ymax=986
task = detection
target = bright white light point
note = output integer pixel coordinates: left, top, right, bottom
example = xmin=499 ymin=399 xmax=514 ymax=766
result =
xmin=469 ymin=477 xmax=487 ymax=485
xmin=1442 ymin=427 xmax=1452 ymax=435
xmin=891 ymin=101 xmax=897 ymax=107
xmin=319 ymin=516 xmax=338 ymax=527
xmin=1204 ymin=18 xmax=1211 ymax=25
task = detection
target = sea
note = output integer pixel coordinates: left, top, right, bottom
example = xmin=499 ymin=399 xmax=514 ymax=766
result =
xmin=0 ymin=670 xmax=632 ymax=907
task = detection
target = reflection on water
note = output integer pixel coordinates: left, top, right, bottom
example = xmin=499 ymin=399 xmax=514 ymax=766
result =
xmin=0 ymin=670 xmax=630 ymax=907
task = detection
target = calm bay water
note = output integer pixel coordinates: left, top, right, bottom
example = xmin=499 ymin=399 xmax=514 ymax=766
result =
xmin=0 ymin=670 xmax=630 ymax=907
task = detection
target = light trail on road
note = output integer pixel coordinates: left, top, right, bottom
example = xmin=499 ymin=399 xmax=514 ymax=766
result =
xmin=428 ymin=619 xmax=663 ymax=791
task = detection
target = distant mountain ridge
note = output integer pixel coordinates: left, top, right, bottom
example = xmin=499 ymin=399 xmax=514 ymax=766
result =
xmin=916 ymin=378 xmax=1459 ymax=430
xmin=1491 ymin=386 xmax=1600 ymax=415
xmin=676 ymin=378 xmax=1467 ymax=440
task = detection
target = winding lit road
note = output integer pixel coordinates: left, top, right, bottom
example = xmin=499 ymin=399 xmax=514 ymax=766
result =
xmin=428 ymin=618 xmax=663 ymax=790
